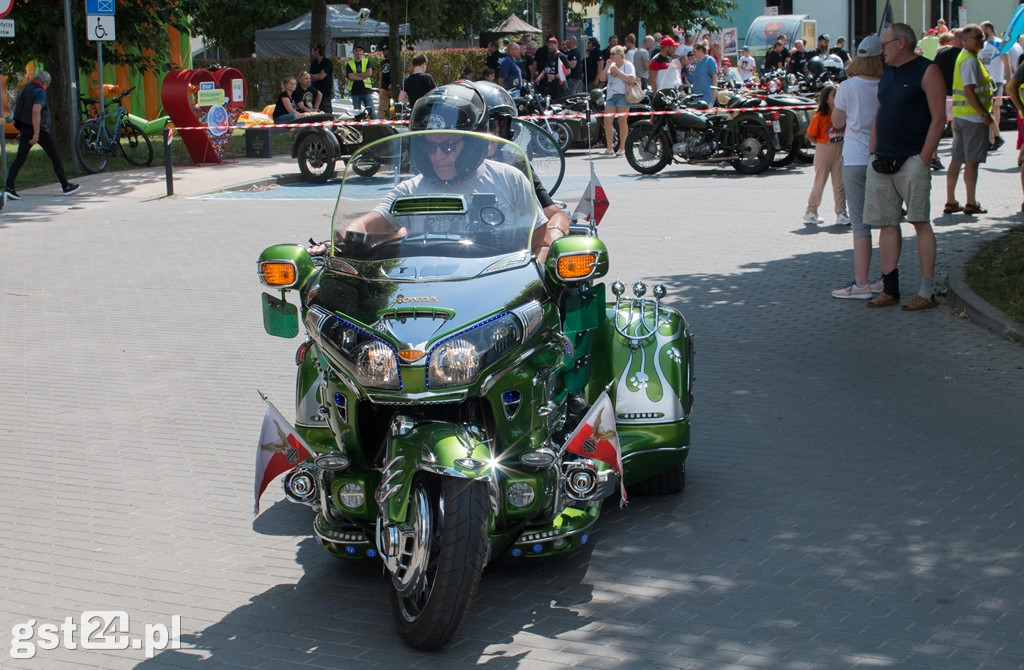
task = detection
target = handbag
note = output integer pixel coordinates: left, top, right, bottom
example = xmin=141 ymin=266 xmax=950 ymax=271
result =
xmin=625 ymin=80 xmax=644 ymax=104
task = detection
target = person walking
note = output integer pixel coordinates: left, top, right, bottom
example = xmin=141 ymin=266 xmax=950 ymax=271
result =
xmin=830 ymin=35 xmax=885 ymax=299
xmin=944 ymin=24 xmax=994 ymax=216
xmin=803 ymin=85 xmax=848 ymax=225
xmin=650 ymin=36 xmax=682 ymax=91
xmin=5 ymin=70 xmax=80 ymax=199
xmin=864 ymin=23 xmax=946 ymax=311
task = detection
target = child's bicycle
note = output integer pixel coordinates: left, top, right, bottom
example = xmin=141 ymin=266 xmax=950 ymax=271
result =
xmin=75 ymin=87 xmax=155 ymax=173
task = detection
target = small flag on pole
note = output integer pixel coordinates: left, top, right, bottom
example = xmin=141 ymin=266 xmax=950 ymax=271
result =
xmin=879 ymin=0 xmax=895 ymax=34
xmin=573 ymin=162 xmax=610 ymax=225
xmin=558 ymin=58 xmax=569 ymax=84
xmin=254 ymin=395 xmax=315 ymax=514
xmin=564 ymin=391 xmax=627 ymax=506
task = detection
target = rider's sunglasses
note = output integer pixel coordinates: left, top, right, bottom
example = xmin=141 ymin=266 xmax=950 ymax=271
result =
xmin=423 ymin=139 xmax=463 ymax=155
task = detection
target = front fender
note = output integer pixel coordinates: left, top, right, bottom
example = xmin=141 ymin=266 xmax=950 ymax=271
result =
xmin=377 ymin=422 xmax=493 ymax=523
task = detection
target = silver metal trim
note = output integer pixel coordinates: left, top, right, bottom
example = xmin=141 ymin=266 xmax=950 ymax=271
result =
xmin=621 ymin=446 xmax=689 ymax=462
xmin=513 ymin=516 xmax=599 ymax=547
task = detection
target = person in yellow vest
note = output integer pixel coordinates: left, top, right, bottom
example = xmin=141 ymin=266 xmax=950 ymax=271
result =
xmin=347 ymin=44 xmax=374 ymax=117
xmin=944 ymin=24 xmax=994 ymax=215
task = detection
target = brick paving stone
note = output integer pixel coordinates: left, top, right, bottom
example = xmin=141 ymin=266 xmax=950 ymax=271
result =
xmin=2 ymin=138 xmax=1024 ymax=669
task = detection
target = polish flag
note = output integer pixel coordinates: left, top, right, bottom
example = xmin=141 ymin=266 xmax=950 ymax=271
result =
xmin=573 ymin=163 xmax=610 ymax=225
xmin=558 ymin=58 xmax=569 ymax=84
xmin=564 ymin=391 xmax=627 ymax=505
xmin=254 ymin=397 xmax=315 ymax=514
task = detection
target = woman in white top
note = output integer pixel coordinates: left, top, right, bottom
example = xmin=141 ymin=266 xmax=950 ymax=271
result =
xmin=600 ymin=45 xmax=637 ymax=156
xmin=830 ymin=36 xmax=886 ymax=300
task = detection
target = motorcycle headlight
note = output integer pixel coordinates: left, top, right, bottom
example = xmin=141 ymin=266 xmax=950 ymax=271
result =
xmin=306 ymin=307 xmax=401 ymax=389
xmin=427 ymin=311 xmax=526 ymax=388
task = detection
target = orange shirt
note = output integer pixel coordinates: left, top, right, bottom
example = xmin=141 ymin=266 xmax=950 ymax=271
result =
xmin=807 ymin=111 xmax=845 ymax=144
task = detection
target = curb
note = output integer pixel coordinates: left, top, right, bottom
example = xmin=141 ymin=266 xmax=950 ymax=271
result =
xmin=945 ymin=259 xmax=1024 ymax=343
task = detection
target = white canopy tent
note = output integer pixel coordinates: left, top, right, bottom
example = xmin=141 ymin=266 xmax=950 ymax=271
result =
xmin=255 ymin=5 xmax=410 ymax=57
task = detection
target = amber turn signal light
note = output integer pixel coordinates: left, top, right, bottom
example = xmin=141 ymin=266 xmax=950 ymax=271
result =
xmin=397 ymin=349 xmax=425 ymax=362
xmin=556 ymin=253 xmax=598 ymax=280
xmin=259 ymin=261 xmax=297 ymax=287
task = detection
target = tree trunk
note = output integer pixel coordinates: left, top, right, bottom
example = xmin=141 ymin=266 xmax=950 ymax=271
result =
xmin=310 ymin=0 xmax=327 ymax=52
xmin=540 ymin=0 xmax=558 ymax=40
xmin=613 ymin=0 xmax=636 ymax=42
xmin=51 ymin=21 xmax=75 ymax=159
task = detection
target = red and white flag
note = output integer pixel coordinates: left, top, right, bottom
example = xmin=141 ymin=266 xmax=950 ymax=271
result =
xmin=573 ymin=163 xmax=610 ymax=225
xmin=254 ymin=398 xmax=315 ymax=514
xmin=564 ymin=391 xmax=627 ymax=506
xmin=558 ymin=58 xmax=569 ymax=84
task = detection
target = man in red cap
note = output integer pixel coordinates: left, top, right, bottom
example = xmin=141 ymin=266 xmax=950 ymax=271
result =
xmin=650 ymin=36 xmax=683 ymax=91
xmin=534 ymin=35 xmax=569 ymax=99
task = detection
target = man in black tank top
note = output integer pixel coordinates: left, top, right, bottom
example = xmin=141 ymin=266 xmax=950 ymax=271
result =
xmin=864 ymin=23 xmax=947 ymax=311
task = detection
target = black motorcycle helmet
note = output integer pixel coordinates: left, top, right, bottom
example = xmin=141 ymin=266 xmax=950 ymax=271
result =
xmin=806 ymin=56 xmax=824 ymax=78
xmin=459 ymin=80 xmax=517 ymax=139
xmin=409 ymin=84 xmax=489 ymax=132
xmin=408 ymin=85 xmax=490 ymax=183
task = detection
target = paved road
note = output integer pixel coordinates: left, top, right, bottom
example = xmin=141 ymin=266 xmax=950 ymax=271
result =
xmin=1 ymin=138 xmax=1023 ymax=669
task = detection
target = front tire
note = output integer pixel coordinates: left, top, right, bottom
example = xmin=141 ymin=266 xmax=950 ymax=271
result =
xmin=391 ymin=477 xmax=488 ymax=651
xmin=730 ymin=125 xmax=774 ymax=175
xmin=624 ymin=124 xmax=670 ymax=174
xmin=296 ymin=133 xmax=336 ymax=183
xmin=538 ymin=118 xmax=573 ymax=153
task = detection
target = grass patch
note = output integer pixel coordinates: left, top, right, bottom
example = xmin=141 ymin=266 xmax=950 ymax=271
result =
xmin=3 ymin=129 xmax=295 ymax=190
xmin=965 ymin=224 xmax=1024 ymax=325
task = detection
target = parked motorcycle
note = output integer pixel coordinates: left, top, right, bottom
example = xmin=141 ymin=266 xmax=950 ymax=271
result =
xmin=513 ymin=83 xmax=574 ymax=153
xmin=624 ymin=88 xmax=779 ymax=175
xmin=293 ymin=106 xmax=407 ymax=183
xmin=256 ymin=131 xmax=694 ymax=650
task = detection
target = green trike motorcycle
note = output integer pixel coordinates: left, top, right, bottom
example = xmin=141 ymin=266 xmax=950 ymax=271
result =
xmin=256 ymin=130 xmax=694 ymax=650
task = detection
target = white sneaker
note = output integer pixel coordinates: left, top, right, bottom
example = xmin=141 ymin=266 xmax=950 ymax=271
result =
xmin=869 ymin=279 xmax=884 ymax=294
xmin=836 ymin=211 xmax=851 ymax=225
xmin=831 ymin=281 xmax=873 ymax=299
xmin=803 ymin=211 xmax=824 ymax=224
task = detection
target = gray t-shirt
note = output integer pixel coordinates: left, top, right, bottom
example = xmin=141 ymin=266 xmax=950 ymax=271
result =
xmin=375 ymin=159 xmax=547 ymax=233
xmin=633 ymin=47 xmax=651 ymax=78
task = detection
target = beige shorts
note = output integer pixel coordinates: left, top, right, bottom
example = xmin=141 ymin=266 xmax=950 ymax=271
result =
xmin=863 ymin=154 xmax=932 ymax=227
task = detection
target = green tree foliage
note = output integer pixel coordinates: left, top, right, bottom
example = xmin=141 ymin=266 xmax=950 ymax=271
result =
xmin=599 ymin=0 xmax=738 ymax=39
xmin=182 ymin=0 xmax=311 ymax=58
xmin=1 ymin=1 xmax=189 ymax=150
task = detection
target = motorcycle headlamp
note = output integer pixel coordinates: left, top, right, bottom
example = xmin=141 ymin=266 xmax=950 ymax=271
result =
xmin=306 ymin=307 xmax=401 ymax=389
xmin=426 ymin=302 xmax=542 ymax=388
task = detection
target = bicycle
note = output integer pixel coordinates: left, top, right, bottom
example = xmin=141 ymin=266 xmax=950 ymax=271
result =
xmin=75 ymin=87 xmax=154 ymax=173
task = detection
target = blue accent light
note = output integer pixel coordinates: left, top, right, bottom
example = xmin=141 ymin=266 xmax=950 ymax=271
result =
xmin=345 ymin=545 xmax=356 ymax=554
xmin=511 ymin=548 xmax=522 ymax=557
xmin=366 ymin=549 xmax=377 ymax=558
xmin=532 ymin=544 xmax=543 ymax=553
xmin=581 ymin=534 xmax=589 ymax=544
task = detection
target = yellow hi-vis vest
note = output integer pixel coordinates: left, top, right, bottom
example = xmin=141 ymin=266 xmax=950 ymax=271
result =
xmin=952 ymin=49 xmax=993 ymax=117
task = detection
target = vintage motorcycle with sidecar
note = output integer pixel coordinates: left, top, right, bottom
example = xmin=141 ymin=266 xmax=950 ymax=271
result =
xmin=624 ymin=88 xmax=779 ymax=175
xmin=256 ymin=130 xmax=694 ymax=650
xmin=292 ymin=107 xmax=407 ymax=183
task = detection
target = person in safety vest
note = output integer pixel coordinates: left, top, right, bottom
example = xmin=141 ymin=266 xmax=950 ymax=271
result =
xmin=347 ymin=44 xmax=375 ymax=117
xmin=944 ymin=24 xmax=994 ymax=216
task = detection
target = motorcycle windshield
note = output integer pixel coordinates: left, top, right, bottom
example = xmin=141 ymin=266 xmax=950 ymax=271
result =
xmin=330 ymin=131 xmax=541 ymax=280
